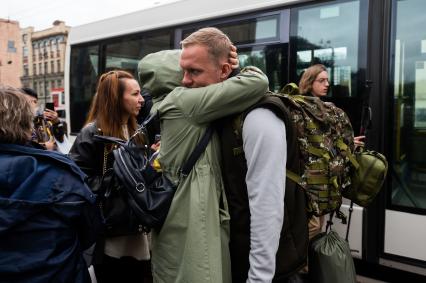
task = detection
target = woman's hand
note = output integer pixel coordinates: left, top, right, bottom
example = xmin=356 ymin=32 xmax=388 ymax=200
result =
xmin=150 ymin=141 xmax=160 ymax=152
xmin=229 ymin=45 xmax=239 ymax=70
xmin=354 ymin=135 xmax=365 ymax=147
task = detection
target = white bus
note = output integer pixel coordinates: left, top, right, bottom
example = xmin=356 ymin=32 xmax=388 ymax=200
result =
xmin=65 ymin=0 xmax=426 ymax=280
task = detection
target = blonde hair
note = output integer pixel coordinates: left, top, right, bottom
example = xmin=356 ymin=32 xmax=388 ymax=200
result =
xmin=0 ymin=85 xmax=34 ymax=144
xmin=181 ymin=27 xmax=232 ymax=64
xmin=299 ymin=64 xmax=327 ymax=95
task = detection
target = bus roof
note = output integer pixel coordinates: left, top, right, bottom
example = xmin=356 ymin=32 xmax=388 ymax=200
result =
xmin=68 ymin=0 xmax=309 ymax=45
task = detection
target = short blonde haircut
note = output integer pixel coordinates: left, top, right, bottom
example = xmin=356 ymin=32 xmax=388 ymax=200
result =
xmin=0 ymin=85 xmax=34 ymax=144
xmin=181 ymin=27 xmax=232 ymax=65
xmin=299 ymin=64 xmax=327 ymax=95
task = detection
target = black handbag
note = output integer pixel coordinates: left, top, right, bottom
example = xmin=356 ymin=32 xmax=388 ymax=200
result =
xmin=98 ymin=167 xmax=143 ymax=236
xmin=94 ymin=119 xmax=213 ymax=230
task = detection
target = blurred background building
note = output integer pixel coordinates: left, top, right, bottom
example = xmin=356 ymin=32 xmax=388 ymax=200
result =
xmin=21 ymin=20 xmax=70 ymax=104
xmin=0 ymin=18 xmax=22 ymax=88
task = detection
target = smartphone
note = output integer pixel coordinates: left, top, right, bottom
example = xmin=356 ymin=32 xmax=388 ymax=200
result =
xmin=45 ymin=102 xmax=55 ymax=111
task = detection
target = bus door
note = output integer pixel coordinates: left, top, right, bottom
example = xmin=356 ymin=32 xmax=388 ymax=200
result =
xmin=383 ymin=0 xmax=426 ymax=273
xmin=288 ymin=0 xmax=369 ymax=259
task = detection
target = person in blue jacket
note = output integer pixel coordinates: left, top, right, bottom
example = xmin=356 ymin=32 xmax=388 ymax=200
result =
xmin=0 ymin=85 xmax=102 ymax=283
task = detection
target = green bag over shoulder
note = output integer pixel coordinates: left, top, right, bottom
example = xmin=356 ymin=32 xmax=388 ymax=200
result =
xmin=343 ymin=147 xmax=388 ymax=207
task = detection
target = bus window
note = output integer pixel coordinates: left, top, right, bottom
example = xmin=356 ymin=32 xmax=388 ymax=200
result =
xmin=69 ymin=44 xmax=99 ymax=134
xmin=216 ymin=15 xmax=279 ymax=45
xmin=181 ymin=13 xmax=285 ymax=91
xmin=391 ymin=0 xmax=426 ymax=211
xmin=238 ymin=44 xmax=288 ymax=92
xmin=182 ymin=14 xmax=280 ymax=46
xmin=105 ymin=32 xmax=173 ymax=77
xmin=290 ymin=0 xmax=367 ymax=134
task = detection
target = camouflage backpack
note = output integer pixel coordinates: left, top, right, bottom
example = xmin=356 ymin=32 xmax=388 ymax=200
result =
xmin=277 ymin=83 xmax=357 ymax=218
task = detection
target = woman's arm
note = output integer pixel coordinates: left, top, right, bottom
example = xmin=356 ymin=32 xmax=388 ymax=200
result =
xmin=172 ymin=66 xmax=269 ymax=123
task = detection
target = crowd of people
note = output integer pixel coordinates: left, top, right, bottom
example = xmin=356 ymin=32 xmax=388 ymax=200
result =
xmin=0 ymin=27 xmax=361 ymax=283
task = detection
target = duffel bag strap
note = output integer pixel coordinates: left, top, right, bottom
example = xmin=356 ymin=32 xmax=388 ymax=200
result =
xmin=336 ymin=139 xmax=359 ymax=169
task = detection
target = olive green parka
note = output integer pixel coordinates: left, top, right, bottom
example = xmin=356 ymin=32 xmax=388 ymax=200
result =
xmin=138 ymin=50 xmax=268 ymax=283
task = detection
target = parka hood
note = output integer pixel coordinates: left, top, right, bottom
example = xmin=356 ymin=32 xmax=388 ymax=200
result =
xmin=138 ymin=49 xmax=183 ymax=101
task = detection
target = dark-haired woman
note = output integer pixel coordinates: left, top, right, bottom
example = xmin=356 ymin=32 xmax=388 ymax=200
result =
xmin=69 ymin=70 xmax=150 ymax=283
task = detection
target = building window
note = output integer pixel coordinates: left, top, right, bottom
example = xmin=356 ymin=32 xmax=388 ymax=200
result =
xmin=22 ymin=34 xmax=28 ymax=44
xmin=23 ymin=46 xmax=29 ymax=57
xmin=39 ymin=63 xmax=42 ymax=74
xmin=33 ymin=64 xmax=36 ymax=75
xmin=23 ymin=65 xmax=29 ymax=76
xmin=51 ymin=81 xmax=55 ymax=90
xmin=57 ymin=79 xmax=62 ymax=88
xmin=51 ymin=61 xmax=55 ymax=73
xmin=33 ymin=82 xmax=37 ymax=91
xmin=39 ymin=82 xmax=44 ymax=96
xmin=57 ymin=60 xmax=61 ymax=72
xmin=44 ymin=62 xmax=48 ymax=74
xmin=7 ymin=40 xmax=17 ymax=53
xmin=57 ymin=50 xmax=60 ymax=57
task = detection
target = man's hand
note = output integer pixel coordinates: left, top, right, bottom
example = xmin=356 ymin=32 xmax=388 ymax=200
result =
xmin=43 ymin=109 xmax=59 ymax=124
xmin=229 ymin=45 xmax=239 ymax=70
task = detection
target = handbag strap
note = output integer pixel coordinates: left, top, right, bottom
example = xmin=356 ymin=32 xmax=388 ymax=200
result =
xmin=180 ymin=126 xmax=214 ymax=177
xmin=102 ymin=146 xmax=109 ymax=175
xmin=141 ymin=111 xmax=159 ymax=128
xmin=96 ymin=122 xmax=213 ymax=178
xmin=94 ymin=134 xmax=126 ymax=146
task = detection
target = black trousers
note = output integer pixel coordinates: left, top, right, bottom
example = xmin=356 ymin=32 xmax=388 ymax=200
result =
xmin=94 ymin=254 xmax=152 ymax=283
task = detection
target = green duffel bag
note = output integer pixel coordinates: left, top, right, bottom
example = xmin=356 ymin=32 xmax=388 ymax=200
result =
xmin=343 ymin=148 xmax=388 ymax=207
xmin=309 ymin=230 xmax=357 ymax=283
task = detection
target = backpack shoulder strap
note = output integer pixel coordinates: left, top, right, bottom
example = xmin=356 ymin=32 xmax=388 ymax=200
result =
xmin=244 ymin=93 xmax=302 ymax=180
xmin=280 ymin=82 xmax=300 ymax=96
xmin=248 ymin=93 xmax=291 ymax=123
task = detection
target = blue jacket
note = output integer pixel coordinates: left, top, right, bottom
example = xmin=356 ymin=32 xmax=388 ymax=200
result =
xmin=0 ymin=143 xmax=102 ymax=283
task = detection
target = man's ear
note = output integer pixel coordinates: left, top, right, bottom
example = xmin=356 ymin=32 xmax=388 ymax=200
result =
xmin=220 ymin=63 xmax=232 ymax=81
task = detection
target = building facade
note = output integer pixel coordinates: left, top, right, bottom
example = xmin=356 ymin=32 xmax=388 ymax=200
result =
xmin=21 ymin=20 xmax=69 ymax=104
xmin=0 ymin=19 xmax=22 ymax=88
